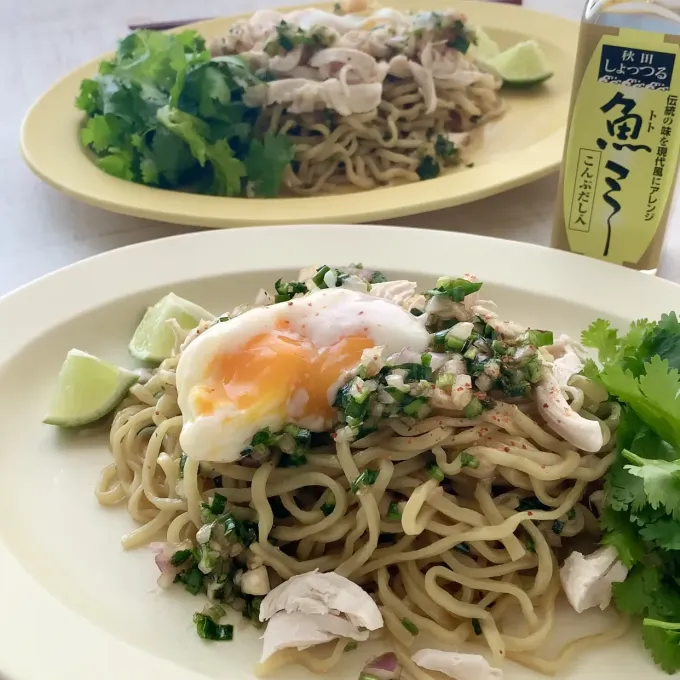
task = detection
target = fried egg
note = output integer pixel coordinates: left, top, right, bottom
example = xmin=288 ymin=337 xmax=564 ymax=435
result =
xmin=176 ymin=287 xmax=429 ymax=462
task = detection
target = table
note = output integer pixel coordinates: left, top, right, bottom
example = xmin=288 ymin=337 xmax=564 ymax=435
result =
xmin=2 ymin=0 xmax=679 ymax=295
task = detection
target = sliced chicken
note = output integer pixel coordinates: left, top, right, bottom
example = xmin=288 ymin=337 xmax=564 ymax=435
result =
xmin=261 ymin=611 xmax=369 ymax=662
xmin=369 ymin=280 xmax=419 ymax=309
xmin=560 ymin=545 xmax=628 ymax=613
xmin=412 ymin=649 xmax=503 ymax=680
xmin=259 ymin=570 xmax=383 ymax=631
xmin=310 ymin=47 xmax=387 ymax=84
xmin=535 ymin=367 xmax=604 ymax=453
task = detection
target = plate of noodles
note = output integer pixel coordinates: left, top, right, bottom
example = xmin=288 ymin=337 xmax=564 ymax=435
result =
xmin=1 ymin=224 xmax=679 ymax=680
xmin=20 ymin=1 xmax=577 ymax=228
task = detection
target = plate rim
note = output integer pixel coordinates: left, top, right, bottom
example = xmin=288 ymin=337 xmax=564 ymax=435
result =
xmin=1 ymin=224 xmax=677 ymax=680
xmin=19 ymin=0 xmax=579 ymax=228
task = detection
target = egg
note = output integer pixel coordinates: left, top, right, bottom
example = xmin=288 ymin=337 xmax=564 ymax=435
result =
xmin=176 ymin=287 xmax=430 ymax=462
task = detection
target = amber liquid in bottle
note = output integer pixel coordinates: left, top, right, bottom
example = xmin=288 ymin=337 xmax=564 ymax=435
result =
xmin=553 ymin=0 xmax=680 ymax=273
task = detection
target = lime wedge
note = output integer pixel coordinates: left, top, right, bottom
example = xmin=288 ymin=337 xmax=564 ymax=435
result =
xmin=44 ymin=349 xmax=138 ymax=427
xmin=473 ymin=26 xmax=500 ymax=61
xmin=129 ymin=293 xmax=214 ymax=364
xmin=487 ymin=40 xmax=553 ymax=87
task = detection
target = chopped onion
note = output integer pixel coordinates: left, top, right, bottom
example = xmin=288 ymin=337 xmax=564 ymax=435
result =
xmin=150 ymin=540 xmax=191 ymax=589
xmin=360 ymin=652 xmax=401 ymax=680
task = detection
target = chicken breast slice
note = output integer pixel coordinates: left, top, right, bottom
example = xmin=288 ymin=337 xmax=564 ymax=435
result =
xmin=560 ymin=545 xmax=628 ymax=613
xmin=411 ymin=649 xmax=503 ymax=680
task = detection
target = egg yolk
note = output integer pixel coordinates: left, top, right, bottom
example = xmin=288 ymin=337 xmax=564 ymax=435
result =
xmin=191 ymin=322 xmax=375 ymax=426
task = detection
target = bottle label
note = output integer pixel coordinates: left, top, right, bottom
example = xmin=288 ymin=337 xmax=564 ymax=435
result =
xmin=562 ymin=27 xmax=680 ymax=264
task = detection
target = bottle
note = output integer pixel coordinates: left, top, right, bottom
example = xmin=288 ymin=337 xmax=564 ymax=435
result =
xmin=553 ymin=0 xmax=680 ymax=273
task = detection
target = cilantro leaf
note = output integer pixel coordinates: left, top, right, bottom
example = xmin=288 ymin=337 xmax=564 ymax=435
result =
xmin=245 ymin=133 xmax=294 ymax=197
xmin=581 ymin=319 xmax=620 ymax=364
xmin=639 ymin=517 xmax=680 ymax=551
xmin=600 ymin=507 xmax=646 ymax=567
xmin=623 ymin=450 xmax=680 ymax=520
xmin=642 ymin=622 xmax=680 ymax=674
xmin=207 ymin=140 xmax=247 ymax=197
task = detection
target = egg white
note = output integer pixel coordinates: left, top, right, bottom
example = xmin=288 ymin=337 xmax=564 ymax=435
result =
xmin=176 ymin=287 xmax=430 ymax=462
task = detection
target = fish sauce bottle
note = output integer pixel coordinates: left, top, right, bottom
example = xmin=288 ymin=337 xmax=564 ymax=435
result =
xmin=553 ymin=0 xmax=680 ymax=273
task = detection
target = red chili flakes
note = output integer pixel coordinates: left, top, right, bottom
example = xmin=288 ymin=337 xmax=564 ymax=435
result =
xmin=503 ymin=447 xmax=510 ymax=453
xmin=522 ymin=445 xmax=527 ymax=450
xmin=363 ymin=328 xmax=368 ymax=332
xmin=542 ymin=403 xmax=549 ymax=409
xmin=155 ymin=410 xmax=160 ymax=416
xmin=288 ymin=302 xmax=293 ymax=306
xmin=527 ymin=511 xmax=533 ymax=517
xmin=541 ymin=465 xmax=546 ymax=469
xmin=457 ymin=387 xmax=464 ymax=392
xmin=358 ymin=311 xmax=364 ymax=315
xmin=407 ymin=438 xmax=413 ymax=444
xmin=308 ymin=302 xmax=312 ymax=307
xmin=331 ymin=432 xmax=337 ymax=440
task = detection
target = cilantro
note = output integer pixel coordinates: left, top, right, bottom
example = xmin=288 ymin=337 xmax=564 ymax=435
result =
xmin=75 ymin=29 xmax=291 ymax=197
xmin=387 ymin=502 xmax=402 ymax=521
xmin=472 ymin=618 xmax=482 ymax=635
xmin=321 ymin=502 xmax=335 ymax=517
xmin=622 ymin=451 xmax=680 ymax=520
xmin=642 ymin=619 xmax=680 ymax=673
xmin=369 ymin=270 xmax=387 ymax=284
xmin=245 ymin=132 xmax=294 ymax=197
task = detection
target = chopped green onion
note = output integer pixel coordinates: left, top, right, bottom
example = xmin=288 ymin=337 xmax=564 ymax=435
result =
xmin=417 ymin=155 xmax=440 ymax=180
xmin=369 ymin=271 xmax=387 ymax=284
xmin=180 ymin=566 xmax=205 ymax=595
xmin=446 ymin=334 xmax=466 ymax=351
xmin=552 ymin=520 xmax=564 ymax=535
xmin=567 ymin=508 xmax=576 ymax=520
xmin=472 ymin=618 xmax=482 ymax=635
xmin=251 ymin=427 xmax=274 ymax=447
xmin=436 ymin=373 xmax=454 ymax=389
xmin=410 ymin=308 xmax=424 ymax=317
xmin=516 ymin=497 xmax=550 ymax=512
xmin=359 ymin=674 xmax=381 ymax=680
xmin=280 ymin=453 xmax=308 ymax=467
xmin=526 ymin=330 xmax=554 ymax=348
xmin=387 ymin=501 xmax=402 ymax=521
xmin=525 ymin=536 xmax=536 ymax=553
xmin=393 ymin=363 xmax=433 ymax=382
xmin=434 ymin=134 xmax=457 ymax=159
xmin=386 ymin=386 xmax=408 ymax=403
xmin=421 ymin=353 xmax=432 ymax=367
xmin=426 ymin=463 xmax=445 ymax=483
xmin=243 ymin=595 xmax=264 ymax=628
xmin=464 ymin=346 xmax=478 ymax=361
xmin=208 ymin=493 xmax=226 ymax=515
xmin=171 ymin=549 xmax=193 ymax=566
xmin=401 ymin=618 xmax=419 ymax=635
xmin=218 ymin=315 xmax=230 ymax=323
xmin=403 ymin=397 xmax=428 ymax=417
xmin=193 ymin=612 xmax=234 ymax=641
xmin=321 ymin=502 xmax=335 ymax=517
xmin=344 ymin=640 xmax=358 ymax=652
xmin=460 ymin=452 xmax=480 ymax=469
xmin=463 ymin=397 xmax=482 ymax=419
xmin=283 ymin=423 xmax=312 ymax=448
xmin=426 ymin=277 xmax=483 ymax=302
xmin=179 ymin=454 xmax=187 ymax=479
xmin=351 ymin=469 xmax=379 ymax=494
xmin=274 ymin=278 xmax=308 ymax=303
xmin=455 ymin=542 xmax=471 ymax=555
xmin=491 ymin=339 xmax=507 ymax=355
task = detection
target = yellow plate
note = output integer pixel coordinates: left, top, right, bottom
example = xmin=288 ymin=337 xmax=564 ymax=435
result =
xmin=20 ymin=1 xmax=578 ymax=228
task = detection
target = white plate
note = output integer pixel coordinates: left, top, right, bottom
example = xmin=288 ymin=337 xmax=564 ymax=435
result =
xmin=0 ymin=225 xmax=674 ymax=680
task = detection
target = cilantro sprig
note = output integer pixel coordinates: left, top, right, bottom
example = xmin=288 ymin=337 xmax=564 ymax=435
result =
xmin=583 ymin=313 xmax=680 ymax=673
xmin=75 ymin=30 xmax=293 ymax=197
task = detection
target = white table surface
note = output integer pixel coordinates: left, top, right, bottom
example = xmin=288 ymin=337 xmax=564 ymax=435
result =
xmin=3 ymin=0 xmax=679 ymax=295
